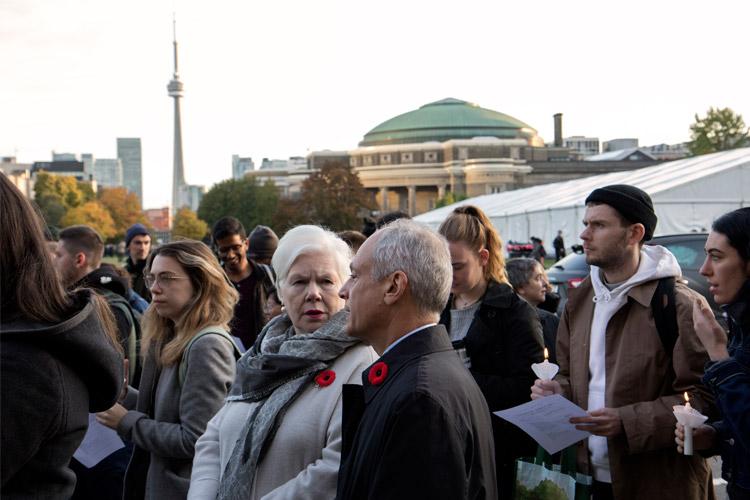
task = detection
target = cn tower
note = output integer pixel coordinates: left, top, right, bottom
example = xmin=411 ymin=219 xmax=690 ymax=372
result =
xmin=168 ymin=17 xmax=186 ymax=214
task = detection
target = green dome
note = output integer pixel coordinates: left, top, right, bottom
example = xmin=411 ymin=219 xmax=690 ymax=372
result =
xmin=359 ymin=98 xmax=539 ymax=147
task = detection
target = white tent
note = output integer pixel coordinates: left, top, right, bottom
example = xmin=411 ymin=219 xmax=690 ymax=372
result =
xmin=415 ymin=147 xmax=750 ymax=248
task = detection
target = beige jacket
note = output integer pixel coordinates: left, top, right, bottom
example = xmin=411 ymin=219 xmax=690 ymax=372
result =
xmin=557 ymin=277 xmax=716 ymax=500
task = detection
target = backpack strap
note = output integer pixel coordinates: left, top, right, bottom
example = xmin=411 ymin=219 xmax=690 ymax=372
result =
xmin=99 ymin=289 xmax=138 ymax=382
xmin=651 ymin=277 xmax=679 ymax=356
xmin=178 ymin=327 xmax=242 ymax=387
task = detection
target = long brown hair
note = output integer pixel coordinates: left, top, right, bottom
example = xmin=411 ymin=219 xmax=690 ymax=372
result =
xmin=141 ymin=240 xmax=239 ymax=366
xmin=0 ymin=174 xmax=120 ymax=348
xmin=438 ymin=205 xmax=509 ymax=285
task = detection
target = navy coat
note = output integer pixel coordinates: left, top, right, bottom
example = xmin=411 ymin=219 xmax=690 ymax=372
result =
xmin=336 ymin=325 xmax=497 ymax=500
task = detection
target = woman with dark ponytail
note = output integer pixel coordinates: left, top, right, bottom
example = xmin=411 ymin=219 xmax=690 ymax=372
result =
xmin=438 ymin=204 xmax=544 ymax=497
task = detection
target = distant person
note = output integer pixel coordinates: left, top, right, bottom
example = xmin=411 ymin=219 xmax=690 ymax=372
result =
xmin=96 ymin=240 xmax=240 ymax=500
xmin=375 ymin=210 xmax=410 ymax=229
xmin=529 ymin=236 xmax=547 ymax=265
xmin=553 ymin=230 xmax=566 ymax=261
xmin=1 ymin=174 xmax=123 ymax=499
xmin=212 ymin=217 xmax=274 ymax=351
xmin=337 ymin=229 xmax=367 ymax=253
xmin=361 ymin=217 xmax=377 ymax=238
xmin=507 ymin=257 xmax=559 ymax=363
xmin=263 ymin=286 xmax=283 ymax=324
xmin=189 ymin=226 xmax=376 ymax=500
xmin=125 ymin=223 xmax=153 ymax=302
xmin=675 ymin=207 xmax=750 ymax=499
xmin=336 ymin=219 xmax=497 ymax=500
xmin=531 ymin=184 xmax=715 ymax=500
xmin=438 ymin=206 xmax=543 ymax=496
xmin=247 ymin=225 xmax=279 ymax=266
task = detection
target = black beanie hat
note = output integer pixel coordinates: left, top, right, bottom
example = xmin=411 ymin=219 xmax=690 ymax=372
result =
xmin=248 ymin=225 xmax=279 ymax=260
xmin=585 ymin=184 xmax=657 ymax=240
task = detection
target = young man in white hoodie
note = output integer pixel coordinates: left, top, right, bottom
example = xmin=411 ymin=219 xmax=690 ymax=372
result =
xmin=531 ymin=185 xmax=715 ymax=500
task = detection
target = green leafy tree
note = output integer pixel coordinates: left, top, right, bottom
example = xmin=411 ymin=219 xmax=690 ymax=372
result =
xmin=172 ymin=208 xmax=209 ymax=241
xmin=435 ymin=191 xmax=468 ymax=208
xmin=688 ymin=107 xmax=750 ymax=156
xmin=60 ymin=201 xmax=117 ymax=240
xmin=198 ymin=177 xmax=280 ymax=233
xmin=298 ymin=161 xmax=375 ymax=232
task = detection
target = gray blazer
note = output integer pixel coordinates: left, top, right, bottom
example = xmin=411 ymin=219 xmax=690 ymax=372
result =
xmin=118 ymin=331 xmax=237 ymax=500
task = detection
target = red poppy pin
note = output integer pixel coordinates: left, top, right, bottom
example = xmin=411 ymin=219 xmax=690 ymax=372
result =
xmin=368 ymin=361 xmax=389 ymax=385
xmin=314 ymin=369 xmax=336 ymax=388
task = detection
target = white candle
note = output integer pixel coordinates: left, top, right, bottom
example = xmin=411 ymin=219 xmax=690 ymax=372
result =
xmin=683 ymin=392 xmax=693 ymax=455
xmin=531 ymin=347 xmax=559 ymax=381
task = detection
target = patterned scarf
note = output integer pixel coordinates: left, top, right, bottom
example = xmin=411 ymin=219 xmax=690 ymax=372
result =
xmin=216 ymin=309 xmax=357 ymax=500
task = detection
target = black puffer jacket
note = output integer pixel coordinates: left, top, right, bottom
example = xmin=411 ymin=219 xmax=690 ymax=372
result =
xmin=440 ymin=280 xmax=544 ymax=496
xmin=1 ymin=289 xmax=124 ymax=499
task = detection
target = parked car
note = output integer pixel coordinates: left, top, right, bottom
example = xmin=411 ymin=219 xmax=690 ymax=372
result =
xmin=507 ymin=240 xmax=534 ymax=258
xmin=546 ymin=233 xmax=716 ymax=316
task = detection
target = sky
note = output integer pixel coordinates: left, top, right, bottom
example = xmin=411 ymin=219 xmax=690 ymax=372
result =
xmin=2 ymin=0 xmax=748 ymax=209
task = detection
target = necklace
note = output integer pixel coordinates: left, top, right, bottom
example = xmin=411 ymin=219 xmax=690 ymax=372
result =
xmin=454 ymin=296 xmax=480 ymax=309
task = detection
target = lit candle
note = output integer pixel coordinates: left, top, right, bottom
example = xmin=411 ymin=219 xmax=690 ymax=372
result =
xmin=544 ymin=347 xmax=549 ymax=361
xmin=683 ymin=392 xmax=693 ymax=455
xmin=531 ymin=347 xmax=559 ymax=381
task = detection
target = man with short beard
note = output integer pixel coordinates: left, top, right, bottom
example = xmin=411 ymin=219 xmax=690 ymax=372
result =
xmin=212 ymin=217 xmax=273 ymax=351
xmin=124 ymin=223 xmax=152 ymax=302
xmin=531 ymin=185 xmax=715 ymax=500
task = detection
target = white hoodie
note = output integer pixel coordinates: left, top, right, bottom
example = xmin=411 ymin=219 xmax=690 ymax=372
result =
xmin=586 ymin=244 xmax=681 ymax=482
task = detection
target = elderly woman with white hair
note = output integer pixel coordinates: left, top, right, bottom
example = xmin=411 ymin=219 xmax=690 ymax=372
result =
xmin=188 ymin=225 xmax=376 ymax=500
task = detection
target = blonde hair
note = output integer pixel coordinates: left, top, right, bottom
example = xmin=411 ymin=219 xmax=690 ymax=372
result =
xmin=438 ymin=205 xmax=509 ymax=285
xmin=141 ymin=240 xmax=239 ymax=366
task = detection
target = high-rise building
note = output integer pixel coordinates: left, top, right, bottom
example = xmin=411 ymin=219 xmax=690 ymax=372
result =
xmin=94 ymin=158 xmax=123 ymax=188
xmin=168 ymin=18 xmax=186 ymax=214
xmin=117 ymin=138 xmax=143 ymax=205
xmin=179 ymin=184 xmax=205 ymax=212
xmin=232 ymin=155 xmax=255 ymax=179
xmin=52 ymin=151 xmax=78 ymax=161
xmin=81 ymin=153 xmax=95 ymax=176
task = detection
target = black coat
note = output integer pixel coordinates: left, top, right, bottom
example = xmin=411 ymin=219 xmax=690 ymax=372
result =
xmin=125 ymin=256 xmax=150 ymax=303
xmin=336 ymin=325 xmax=497 ymax=500
xmin=440 ymin=281 xmax=544 ymax=494
xmin=0 ymin=290 xmax=123 ymax=499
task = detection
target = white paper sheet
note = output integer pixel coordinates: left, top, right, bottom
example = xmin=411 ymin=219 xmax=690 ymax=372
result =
xmin=73 ymin=414 xmax=125 ymax=468
xmin=494 ymin=395 xmax=591 ymax=454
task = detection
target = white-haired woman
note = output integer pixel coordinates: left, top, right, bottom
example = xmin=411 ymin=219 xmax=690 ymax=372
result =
xmin=96 ymin=240 xmax=240 ymax=500
xmin=188 ymin=225 xmax=377 ymax=500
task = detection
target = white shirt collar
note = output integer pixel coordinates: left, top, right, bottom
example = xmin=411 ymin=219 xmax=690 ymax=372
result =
xmin=381 ymin=323 xmax=437 ymax=356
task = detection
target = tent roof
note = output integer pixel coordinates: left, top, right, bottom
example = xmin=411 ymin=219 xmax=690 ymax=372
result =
xmin=415 ymin=147 xmax=750 ymax=224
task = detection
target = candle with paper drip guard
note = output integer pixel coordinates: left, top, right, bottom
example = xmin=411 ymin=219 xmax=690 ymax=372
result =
xmin=531 ymin=347 xmax=559 ymax=381
xmin=672 ymin=392 xmax=708 ymax=456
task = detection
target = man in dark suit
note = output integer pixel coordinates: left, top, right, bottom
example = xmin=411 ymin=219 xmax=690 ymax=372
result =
xmin=336 ymin=219 xmax=497 ymax=500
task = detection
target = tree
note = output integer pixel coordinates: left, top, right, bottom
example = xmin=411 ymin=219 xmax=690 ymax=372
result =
xmin=298 ymin=161 xmax=375 ymax=231
xmin=34 ymin=172 xmax=92 ymax=227
xmin=198 ymin=177 xmax=280 ymax=233
xmin=172 ymin=208 xmax=209 ymax=241
xmin=98 ymin=187 xmax=149 ymax=239
xmin=60 ymin=201 xmax=117 ymax=240
xmin=435 ymin=191 xmax=468 ymax=208
xmin=688 ymin=107 xmax=750 ymax=156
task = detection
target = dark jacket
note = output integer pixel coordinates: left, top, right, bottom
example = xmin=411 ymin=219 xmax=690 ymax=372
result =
xmin=337 ymin=325 xmax=497 ymax=500
xmin=229 ymin=260 xmax=273 ymax=350
xmin=704 ymin=280 xmax=750 ymax=495
xmin=538 ymin=307 xmax=560 ymax=363
xmin=440 ymin=281 xmax=543 ymax=495
xmin=126 ymin=256 xmax=151 ymax=303
xmin=0 ymin=290 xmax=123 ymax=499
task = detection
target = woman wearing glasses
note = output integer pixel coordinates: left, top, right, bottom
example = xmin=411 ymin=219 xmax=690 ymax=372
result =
xmin=97 ymin=240 xmax=240 ymax=500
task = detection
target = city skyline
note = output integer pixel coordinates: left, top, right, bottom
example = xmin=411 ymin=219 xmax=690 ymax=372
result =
xmin=2 ymin=0 xmax=748 ymax=209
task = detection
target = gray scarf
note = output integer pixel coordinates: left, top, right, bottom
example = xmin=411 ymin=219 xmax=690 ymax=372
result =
xmin=217 ymin=309 xmax=357 ymax=500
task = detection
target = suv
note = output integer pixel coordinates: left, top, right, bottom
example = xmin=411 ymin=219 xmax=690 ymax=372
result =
xmin=546 ymin=233 xmax=715 ymax=316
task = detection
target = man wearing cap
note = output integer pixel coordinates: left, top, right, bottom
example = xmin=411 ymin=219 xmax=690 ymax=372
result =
xmin=531 ymin=185 xmax=715 ymax=500
xmin=124 ymin=223 xmax=152 ymax=302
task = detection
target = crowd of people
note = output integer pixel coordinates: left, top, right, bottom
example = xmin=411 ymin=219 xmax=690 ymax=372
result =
xmin=1 ymin=169 xmax=748 ymax=500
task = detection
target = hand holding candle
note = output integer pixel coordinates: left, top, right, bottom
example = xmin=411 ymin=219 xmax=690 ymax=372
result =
xmin=531 ymin=347 xmax=559 ymax=381
xmin=672 ymin=392 xmax=707 ymax=456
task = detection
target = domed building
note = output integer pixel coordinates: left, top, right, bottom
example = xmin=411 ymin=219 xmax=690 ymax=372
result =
xmin=254 ymin=98 xmax=660 ymax=217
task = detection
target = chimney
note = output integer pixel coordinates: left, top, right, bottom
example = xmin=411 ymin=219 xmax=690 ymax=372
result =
xmin=553 ymin=113 xmax=563 ymax=147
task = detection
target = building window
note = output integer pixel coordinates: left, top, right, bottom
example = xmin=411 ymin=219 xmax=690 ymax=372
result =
xmin=424 ymin=151 xmax=437 ymax=162
xmin=380 ymin=154 xmax=391 ymax=165
xmin=401 ymin=152 xmax=413 ymax=163
xmin=350 ymin=157 xmax=358 ymax=167
xmin=458 ymin=147 xmax=468 ymax=160
xmin=363 ymin=155 xmax=372 ymax=166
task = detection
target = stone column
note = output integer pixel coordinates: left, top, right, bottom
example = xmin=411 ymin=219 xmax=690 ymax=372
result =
xmin=407 ymin=185 xmax=417 ymax=216
xmin=379 ymin=186 xmax=389 ymax=212
xmin=437 ymin=184 xmax=446 ymax=199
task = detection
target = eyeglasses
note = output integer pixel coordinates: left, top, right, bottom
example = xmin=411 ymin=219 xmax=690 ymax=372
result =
xmin=144 ymin=273 xmax=189 ymax=289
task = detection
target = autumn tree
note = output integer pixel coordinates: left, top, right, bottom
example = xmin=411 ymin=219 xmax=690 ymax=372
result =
xmin=60 ymin=201 xmax=117 ymax=240
xmin=34 ymin=172 xmax=87 ymax=227
xmin=98 ymin=187 xmax=149 ymax=238
xmin=297 ymin=161 xmax=375 ymax=232
xmin=172 ymin=208 xmax=209 ymax=241
xmin=198 ymin=177 xmax=280 ymax=233
xmin=689 ymin=107 xmax=750 ymax=156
